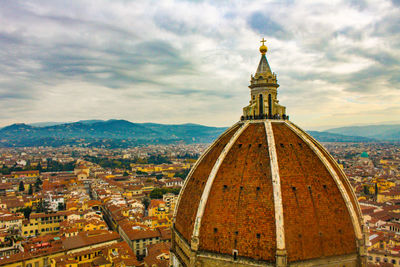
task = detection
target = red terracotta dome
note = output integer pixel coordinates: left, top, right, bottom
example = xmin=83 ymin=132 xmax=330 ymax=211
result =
xmin=171 ymin=41 xmax=366 ymax=267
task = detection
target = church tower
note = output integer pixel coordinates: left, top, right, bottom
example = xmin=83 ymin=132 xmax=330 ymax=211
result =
xmin=171 ymin=40 xmax=367 ymax=267
xmin=243 ymin=38 xmax=286 ymax=120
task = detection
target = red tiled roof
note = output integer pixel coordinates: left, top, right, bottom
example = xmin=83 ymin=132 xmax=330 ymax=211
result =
xmin=174 ymin=121 xmax=363 ymax=263
xmin=62 ymin=230 xmax=119 ymax=250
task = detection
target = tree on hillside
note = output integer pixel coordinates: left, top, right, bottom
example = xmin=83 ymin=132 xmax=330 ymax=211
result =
xmin=19 ymin=181 xmax=24 ymax=192
xmin=36 ymin=200 xmax=48 ymax=213
xmin=150 ymin=188 xmax=163 ymax=199
xmin=23 ymin=207 xmax=32 ymax=219
xmin=17 ymin=207 xmax=32 ymax=219
xmin=175 ymin=168 xmax=190 ymax=179
xmin=35 ymin=177 xmax=42 ymax=191
xmin=0 ymin=164 xmax=11 ymax=175
xmin=28 ymin=184 xmax=33 ymax=195
xmin=36 ymin=162 xmax=43 ymax=172
xmin=150 ymin=187 xmax=181 ymax=199
xmin=57 ymin=202 xmax=65 ymax=211
xmin=142 ymin=197 xmax=150 ymax=210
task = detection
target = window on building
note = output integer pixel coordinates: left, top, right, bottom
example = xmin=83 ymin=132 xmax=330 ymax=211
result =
xmin=392 ymin=259 xmax=396 ymax=264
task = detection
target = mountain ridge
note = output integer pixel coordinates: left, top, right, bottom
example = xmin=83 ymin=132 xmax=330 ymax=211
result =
xmin=0 ymin=120 xmax=391 ymax=148
xmin=326 ymin=124 xmax=400 ymax=141
xmin=0 ymin=120 xmax=227 ymax=147
xmin=0 ymin=119 xmax=377 ymax=147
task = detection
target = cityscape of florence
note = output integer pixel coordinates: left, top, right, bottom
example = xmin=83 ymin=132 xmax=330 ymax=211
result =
xmin=1 ymin=1 xmax=400 ymax=267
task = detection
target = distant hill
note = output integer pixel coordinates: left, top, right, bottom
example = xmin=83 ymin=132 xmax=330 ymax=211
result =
xmin=26 ymin=120 xmax=106 ymax=128
xmin=0 ymin=119 xmax=381 ymax=148
xmin=326 ymin=124 xmax=400 ymax=141
xmin=308 ymin=131 xmax=376 ymax=143
xmin=0 ymin=120 xmax=227 ymax=147
xmin=29 ymin=121 xmax=67 ymax=127
xmin=77 ymin=119 xmax=106 ymax=125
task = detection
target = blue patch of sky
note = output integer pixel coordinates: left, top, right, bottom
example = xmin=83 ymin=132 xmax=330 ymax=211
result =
xmin=247 ymin=12 xmax=290 ymax=40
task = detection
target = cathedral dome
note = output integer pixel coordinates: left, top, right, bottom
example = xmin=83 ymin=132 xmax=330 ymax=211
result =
xmin=171 ymin=40 xmax=366 ymax=267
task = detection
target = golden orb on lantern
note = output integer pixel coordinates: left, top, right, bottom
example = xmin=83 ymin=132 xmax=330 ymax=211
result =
xmin=259 ymin=37 xmax=268 ymax=54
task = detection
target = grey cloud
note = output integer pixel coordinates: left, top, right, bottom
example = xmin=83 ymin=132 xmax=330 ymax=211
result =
xmin=0 ymin=89 xmax=32 ymax=100
xmin=248 ymin=12 xmax=289 ymax=39
xmin=0 ymin=78 xmax=42 ymax=101
xmin=154 ymin=15 xmax=193 ymax=35
xmin=0 ymin=32 xmax=23 ymax=45
xmin=352 ymin=49 xmax=399 ymax=67
xmin=391 ymin=0 xmax=400 ymax=6
xmin=347 ymin=0 xmax=368 ymax=10
xmin=152 ymin=12 xmax=225 ymax=41
xmin=160 ymin=87 xmax=235 ymax=99
xmin=333 ymin=27 xmax=363 ymax=41
xmin=1 ymin=17 xmax=193 ymax=89
xmin=38 ymin=15 xmax=135 ymax=38
xmin=284 ymin=61 xmax=399 ymax=94
xmin=0 ymin=2 xmax=198 ymax=123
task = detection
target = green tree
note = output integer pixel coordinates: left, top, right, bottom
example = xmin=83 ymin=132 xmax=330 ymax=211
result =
xmin=37 ymin=162 xmax=43 ymax=172
xmin=23 ymin=207 xmax=32 ymax=219
xmin=149 ymin=187 xmax=181 ymax=199
xmin=17 ymin=207 xmax=32 ymax=219
xmin=1 ymin=164 xmax=11 ymax=175
xmin=28 ymin=184 xmax=33 ymax=195
xmin=57 ymin=202 xmax=65 ymax=211
xmin=123 ymin=171 xmax=129 ymax=176
xmin=142 ymin=197 xmax=150 ymax=210
xmin=170 ymin=188 xmax=181 ymax=195
xmin=35 ymin=177 xmax=42 ymax=191
xmin=175 ymin=168 xmax=191 ymax=179
xmin=19 ymin=181 xmax=24 ymax=192
xmin=36 ymin=200 xmax=48 ymax=213
xmin=150 ymin=188 xmax=163 ymax=199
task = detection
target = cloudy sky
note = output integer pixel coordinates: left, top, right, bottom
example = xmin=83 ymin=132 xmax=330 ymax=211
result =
xmin=1 ymin=0 xmax=400 ymax=130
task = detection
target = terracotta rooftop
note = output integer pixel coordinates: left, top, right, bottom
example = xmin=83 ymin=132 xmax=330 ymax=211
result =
xmin=62 ymin=230 xmax=120 ymax=250
xmin=174 ymin=120 xmax=364 ymax=263
xmin=143 ymin=242 xmax=171 ymax=267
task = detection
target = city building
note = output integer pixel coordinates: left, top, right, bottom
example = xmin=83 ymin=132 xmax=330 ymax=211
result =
xmin=171 ymin=40 xmax=367 ymax=266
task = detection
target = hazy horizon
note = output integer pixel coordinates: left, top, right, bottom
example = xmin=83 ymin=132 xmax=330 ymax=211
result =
xmin=4 ymin=118 xmax=400 ymax=132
